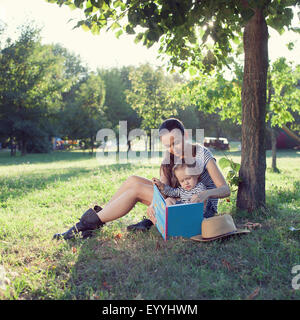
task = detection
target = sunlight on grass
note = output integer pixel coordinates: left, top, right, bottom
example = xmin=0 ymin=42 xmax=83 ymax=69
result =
xmin=0 ymin=148 xmax=299 ymax=300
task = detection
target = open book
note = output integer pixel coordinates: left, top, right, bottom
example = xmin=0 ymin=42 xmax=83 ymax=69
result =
xmin=152 ymin=185 xmax=204 ymax=241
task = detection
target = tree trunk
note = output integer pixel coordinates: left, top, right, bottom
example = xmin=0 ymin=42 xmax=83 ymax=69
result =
xmin=116 ymin=132 xmax=120 ymax=154
xmin=237 ymin=9 xmax=269 ymax=212
xmin=127 ymin=139 xmax=131 ymax=152
xmin=270 ymin=127 xmax=279 ymax=172
xmin=90 ymin=136 xmax=94 ymax=155
xmin=21 ymin=139 xmax=27 ymax=156
xmin=10 ymin=137 xmax=16 ymax=157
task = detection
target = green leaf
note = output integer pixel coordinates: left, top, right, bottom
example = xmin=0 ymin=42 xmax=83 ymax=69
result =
xmin=290 ymin=27 xmax=300 ymax=34
xmin=286 ymin=41 xmax=295 ymax=50
xmin=230 ymin=162 xmax=240 ymax=171
xmin=219 ymin=157 xmax=231 ymax=169
xmin=68 ymin=3 xmax=77 ymax=10
xmin=134 ymin=32 xmax=144 ymax=44
xmin=125 ymin=24 xmax=135 ymax=35
xmin=115 ymin=29 xmax=123 ymax=38
xmin=91 ymin=23 xmax=100 ymax=35
xmin=111 ymin=22 xmax=121 ymax=31
xmin=81 ymin=23 xmax=90 ymax=32
xmin=74 ymin=0 xmax=84 ymax=8
xmin=227 ymin=170 xmax=236 ymax=180
xmin=188 ymin=66 xmax=197 ymax=77
xmin=240 ymin=8 xmax=255 ymax=22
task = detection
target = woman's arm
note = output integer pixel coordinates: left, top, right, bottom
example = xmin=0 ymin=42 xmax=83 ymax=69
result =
xmin=191 ymin=159 xmax=230 ymax=203
xmin=160 ymin=167 xmax=178 ymax=205
xmin=205 ymin=158 xmax=231 ymax=199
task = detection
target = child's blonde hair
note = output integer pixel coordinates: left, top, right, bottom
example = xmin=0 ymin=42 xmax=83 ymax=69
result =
xmin=172 ymin=161 xmax=202 ymax=179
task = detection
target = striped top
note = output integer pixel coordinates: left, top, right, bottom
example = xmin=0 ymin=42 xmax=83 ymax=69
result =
xmin=161 ymin=144 xmax=218 ymax=212
xmin=195 ymin=144 xmax=218 ymax=212
xmin=162 ymin=181 xmax=207 ymax=203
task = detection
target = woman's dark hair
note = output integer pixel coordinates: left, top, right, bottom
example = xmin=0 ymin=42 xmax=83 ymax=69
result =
xmin=159 ymin=118 xmax=185 ymax=135
xmin=159 ymin=118 xmax=197 ymax=188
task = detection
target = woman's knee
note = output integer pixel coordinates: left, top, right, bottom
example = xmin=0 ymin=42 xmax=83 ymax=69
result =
xmin=130 ymin=182 xmax=153 ymax=204
xmin=126 ymin=175 xmax=151 ymax=187
xmin=126 ymin=175 xmax=141 ymax=186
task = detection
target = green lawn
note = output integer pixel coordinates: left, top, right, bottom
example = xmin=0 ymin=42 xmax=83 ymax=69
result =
xmin=0 ymin=147 xmax=299 ymax=300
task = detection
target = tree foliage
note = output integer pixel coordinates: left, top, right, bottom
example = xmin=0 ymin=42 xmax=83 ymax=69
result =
xmin=267 ymin=57 xmax=300 ymax=127
xmin=98 ymin=66 xmax=140 ymax=131
xmin=125 ymin=64 xmax=177 ymax=132
xmin=0 ymin=24 xmax=70 ymax=154
xmin=61 ymin=72 xmax=108 ymax=152
xmin=47 ymin=0 xmax=300 ymax=73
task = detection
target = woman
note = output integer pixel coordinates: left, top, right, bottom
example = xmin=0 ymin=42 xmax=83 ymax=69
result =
xmin=53 ymin=118 xmax=230 ymax=240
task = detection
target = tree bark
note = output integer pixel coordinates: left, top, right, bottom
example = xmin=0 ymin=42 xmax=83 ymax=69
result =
xmin=21 ymin=139 xmax=27 ymax=156
xmin=270 ymin=127 xmax=278 ymax=172
xmin=237 ymin=9 xmax=269 ymax=212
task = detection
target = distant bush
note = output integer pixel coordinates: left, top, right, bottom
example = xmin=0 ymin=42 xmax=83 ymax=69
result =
xmin=26 ymin=136 xmax=52 ymax=154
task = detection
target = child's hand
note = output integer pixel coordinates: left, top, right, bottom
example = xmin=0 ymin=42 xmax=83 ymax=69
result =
xmin=152 ymin=178 xmax=165 ymax=192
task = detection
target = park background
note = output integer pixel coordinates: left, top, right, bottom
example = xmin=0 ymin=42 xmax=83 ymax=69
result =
xmin=0 ymin=0 xmax=299 ymax=300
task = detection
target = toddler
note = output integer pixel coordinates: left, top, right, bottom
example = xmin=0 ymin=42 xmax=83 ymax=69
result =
xmin=152 ymin=162 xmax=207 ymax=205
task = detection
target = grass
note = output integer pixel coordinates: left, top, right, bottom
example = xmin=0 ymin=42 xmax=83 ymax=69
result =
xmin=0 ymin=146 xmax=299 ymax=300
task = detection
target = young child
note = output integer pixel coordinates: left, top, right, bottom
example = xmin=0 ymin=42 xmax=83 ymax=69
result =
xmin=152 ymin=162 xmax=207 ymax=205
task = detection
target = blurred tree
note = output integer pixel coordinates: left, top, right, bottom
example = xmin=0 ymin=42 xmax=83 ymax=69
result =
xmin=0 ymin=23 xmax=70 ymax=155
xmin=98 ymin=66 xmax=141 ymax=151
xmin=125 ymin=63 xmax=177 ymax=151
xmin=266 ymin=58 xmax=300 ymax=171
xmin=61 ymin=72 xmax=109 ymax=154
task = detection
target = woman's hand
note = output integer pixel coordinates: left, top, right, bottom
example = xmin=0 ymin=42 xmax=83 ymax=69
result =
xmin=165 ymin=197 xmax=177 ymax=206
xmin=152 ymin=177 xmax=165 ymax=192
xmin=146 ymin=204 xmax=157 ymax=225
xmin=190 ymin=191 xmax=210 ymax=209
xmin=147 ymin=196 xmax=177 ymax=224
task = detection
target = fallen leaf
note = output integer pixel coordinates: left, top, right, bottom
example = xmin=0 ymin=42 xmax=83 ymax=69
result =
xmin=222 ymin=259 xmax=233 ymax=271
xmin=114 ymin=233 xmax=122 ymax=240
xmin=243 ymin=222 xmax=262 ymax=230
xmin=102 ymin=281 xmax=112 ymax=290
xmin=134 ymin=293 xmax=144 ymax=300
xmin=247 ymin=287 xmax=260 ymax=300
xmin=226 ymin=198 xmax=231 ymax=202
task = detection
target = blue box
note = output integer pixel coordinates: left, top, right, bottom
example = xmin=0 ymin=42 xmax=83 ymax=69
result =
xmin=152 ymin=185 xmax=204 ymax=240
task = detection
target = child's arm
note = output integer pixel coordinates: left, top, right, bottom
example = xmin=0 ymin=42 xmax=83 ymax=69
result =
xmin=160 ymin=184 xmax=181 ymax=199
xmin=152 ymin=178 xmax=166 ymax=193
xmin=152 ymin=178 xmax=181 ymax=198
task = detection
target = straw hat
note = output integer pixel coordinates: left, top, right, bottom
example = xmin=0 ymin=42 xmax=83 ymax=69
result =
xmin=190 ymin=214 xmax=250 ymax=242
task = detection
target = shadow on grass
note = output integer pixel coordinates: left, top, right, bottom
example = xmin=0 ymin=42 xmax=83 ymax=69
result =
xmin=0 ymin=150 xmax=96 ymax=166
xmin=0 ymin=151 xmax=164 ymax=167
xmin=54 ymin=208 xmax=300 ymax=300
xmin=213 ymin=148 xmax=299 ymax=159
xmin=56 ymin=229 xmax=231 ymax=300
xmin=0 ymin=162 xmax=137 ymax=204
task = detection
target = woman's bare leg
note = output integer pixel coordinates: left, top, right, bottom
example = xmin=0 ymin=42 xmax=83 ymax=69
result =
xmin=97 ymin=181 xmax=153 ymax=223
xmin=104 ymin=175 xmax=153 ymax=207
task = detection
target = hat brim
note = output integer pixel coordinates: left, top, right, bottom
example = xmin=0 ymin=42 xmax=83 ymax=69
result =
xmin=190 ymin=229 xmax=250 ymax=242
